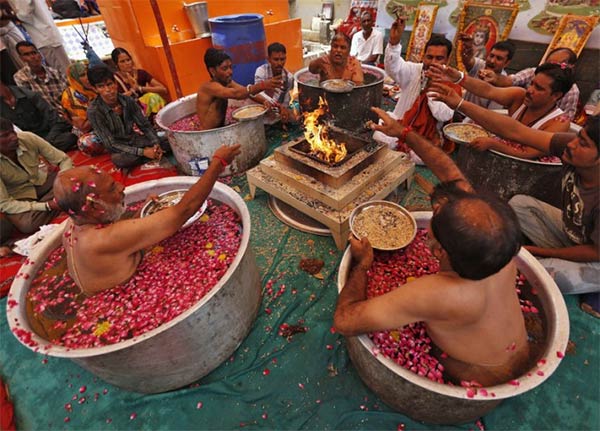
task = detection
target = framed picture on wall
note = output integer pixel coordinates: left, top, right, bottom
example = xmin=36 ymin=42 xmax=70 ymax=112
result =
xmin=454 ymin=1 xmax=518 ymax=71
xmin=406 ymin=3 xmax=439 ymax=63
xmin=540 ymin=14 xmax=600 ymax=63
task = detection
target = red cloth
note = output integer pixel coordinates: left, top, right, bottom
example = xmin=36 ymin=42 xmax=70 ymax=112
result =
xmin=0 ymin=378 xmax=15 ymax=431
xmin=396 ymin=82 xmax=463 ymax=153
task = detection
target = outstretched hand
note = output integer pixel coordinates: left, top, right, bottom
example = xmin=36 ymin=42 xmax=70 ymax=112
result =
xmin=213 ymin=143 xmax=242 ymax=165
xmin=427 ymin=63 xmax=460 ymax=83
xmin=389 ymin=15 xmax=407 ymax=46
xmin=427 ymin=82 xmax=463 ymax=109
xmin=349 ymin=235 xmax=373 ymax=270
xmin=369 ymin=107 xmax=405 ymax=137
xmin=468 ymin=136 xmax=495 ymax=152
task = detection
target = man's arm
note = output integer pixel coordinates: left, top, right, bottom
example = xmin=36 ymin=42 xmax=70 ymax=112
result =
xmin=429 ymin=82 xmax=554 ymax=153
xmin=0 ymin=178 xmax=49 ymax=214
xmin=526 ymin=244 xmax=600 ymax=262
xmin=88 ymin=144 xmax=241 ymax=256
xmin=21 ymin=131 xmax=73 ymax=170
xmin=370 ymin=107 xmax=473 ymax=191
xmin=127 ymin=97 xmax=159 ymax=145
xmin=429 ymin=63 xmax=524 ymax=110
xmin=87 ymin=102 xmax=144 ymax=156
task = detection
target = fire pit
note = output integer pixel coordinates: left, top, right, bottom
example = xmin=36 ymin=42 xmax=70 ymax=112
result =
xmin=247 ymin=97 xmax=414 ymax=249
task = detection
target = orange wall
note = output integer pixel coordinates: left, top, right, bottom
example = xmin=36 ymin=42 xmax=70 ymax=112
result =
xmin=97 ymin=0 xmax=301 ymax=100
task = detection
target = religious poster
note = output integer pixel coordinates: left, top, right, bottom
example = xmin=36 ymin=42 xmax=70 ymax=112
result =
xmin=540 ymin=14 xmax=600 ymax=62
xmin=406 ymin=4 xmax=440 ymax=62
xmin=374 ymin=0 xmax=600 ymax=50
xmin=454 ymin=2 xmax=519 ymax=71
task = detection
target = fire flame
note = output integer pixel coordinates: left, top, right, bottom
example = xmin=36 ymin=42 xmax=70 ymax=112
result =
xmin=303 ymin=97 xmax=347 ymax=164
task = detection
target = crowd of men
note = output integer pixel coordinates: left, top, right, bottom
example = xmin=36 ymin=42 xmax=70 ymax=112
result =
xmin=0 ymin=1 xmax=598 ymax=388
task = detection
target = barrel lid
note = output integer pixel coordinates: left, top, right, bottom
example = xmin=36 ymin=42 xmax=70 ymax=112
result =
xmin=209 ymin=14 xmax=264 ymax=24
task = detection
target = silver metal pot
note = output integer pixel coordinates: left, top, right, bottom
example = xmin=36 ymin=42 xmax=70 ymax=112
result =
xmin=156 ymin=94 xmax=267 ymax=176
xmin=7 ymin=178 xmax=262 ymax=393
xmin=337 ymin=211 xmax=569 ymax=424
xmin=294 ymin=65 xmax=387 ymax=133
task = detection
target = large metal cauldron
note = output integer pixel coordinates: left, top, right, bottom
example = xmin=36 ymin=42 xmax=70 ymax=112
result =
xmin=337 ymin=212 xmax=569 ymax=424
xmin=456 ymin=146 xmax=562 ymax=207
xmin=7 ymin=177 xmax=262 ymax=393
xmin=294 ymin=65 xmax=386 ymax=133
xmin=156 ymin=95 xmax=267 ymax=176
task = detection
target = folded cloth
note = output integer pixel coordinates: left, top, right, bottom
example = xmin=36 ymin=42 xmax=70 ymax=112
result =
xmin=13 ymin=225 xmax=60 ymax=257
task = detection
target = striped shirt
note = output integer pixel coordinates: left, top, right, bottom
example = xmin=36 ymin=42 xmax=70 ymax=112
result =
xmin=87 ymin=93 xmax=159 ymax=156
xmin=13 ymin=64 xmax=67 ymax=112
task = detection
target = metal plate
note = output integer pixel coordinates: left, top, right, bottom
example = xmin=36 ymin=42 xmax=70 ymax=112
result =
xmin=141 ymin=189 xmax=207 ymax=229
xmin=232 ymin=104 xmax=267 ymax=122
xmin=268 ymin=196 xmax=331 ymax=236
xmin=321 ymin=79 xmax=355 ymax=93
xmin=443 ymin=123 xmax=490 ymax=145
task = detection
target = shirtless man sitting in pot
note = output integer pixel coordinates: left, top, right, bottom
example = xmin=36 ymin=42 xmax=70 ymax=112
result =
xmin=53 ymin=144 xmax=241 ymax=295
xmin=333 ymin=108 xmax=529 ymax=386
xmin=196 ymin=48 xmax=282 ymax=130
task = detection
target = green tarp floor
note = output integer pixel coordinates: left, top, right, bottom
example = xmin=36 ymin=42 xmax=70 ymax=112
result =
xmin=1 ymin=124 xmax=598 ymax=430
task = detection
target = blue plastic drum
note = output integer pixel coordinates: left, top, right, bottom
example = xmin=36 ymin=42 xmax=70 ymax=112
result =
xmin=209 ymin=14 xmax=267 ymax=86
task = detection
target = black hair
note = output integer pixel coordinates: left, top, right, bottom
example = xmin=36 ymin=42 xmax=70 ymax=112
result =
xmin=268 ymin=42 xmax=286 ymax=56
xmin=0 ymin=117 xmax=14 ymax=132
xmin=490 ymin=40 xmax=515 ymax=60
xmin=585 ymin=114 xmax=600 ymax=156
xmin=331 ymin=32 xmax=351 ymax=48
xmin=87 ymin=66 xmax=115 ymax=86
xmin=15 ymin=41 xmax=36 ymax=54
xmin=534 ymin=62 xmax=574 ymax=96
xmin=204 ymin=48 xmax=231 ymax=73
xmin=548 ymin=47 xmax=577 ymax=65
xmin=430 ymin=182 xmax=521 ymax=280
xmin=111 ymin=47 xmax=131 ymax=65
xmin=425 ymin=34 xmax=453 ymax=57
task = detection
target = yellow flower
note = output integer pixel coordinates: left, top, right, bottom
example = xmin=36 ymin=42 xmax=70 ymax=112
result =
xmin=150 ymin=245 xmax=164 ymax=254
xmin=218 ymin=253 xmax=227 ymax=261
xmin=205 ymin=242 xmax=213 ymax=249
xmin=389 ymin=330 xmax=400 ymax=341
xmin=200 ymin=214 xmax=210 ymax=222
xmin=207 ymin=250 xmax=216 ymax=257
xmin=93 ymin=321 xmax=111 ymax=337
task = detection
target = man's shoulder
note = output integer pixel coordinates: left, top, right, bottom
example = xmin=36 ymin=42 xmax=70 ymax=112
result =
xmin=13 ymin=66 xmax=32 ymax=81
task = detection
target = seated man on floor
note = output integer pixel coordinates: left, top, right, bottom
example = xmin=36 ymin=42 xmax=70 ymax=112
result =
xmin=13 ymin=41 xmax=67 ymax=113
xmin=87 ymin=66 xmax=169 ymax=169
xmin=309 ymin=32 xmax=364 ymax=85
xmin=254 ymin=42 xmax=298 ymax=125
xmin=53 ymin=143 xmax=241 ymax=295
xmin=196 ymin=48 xmax=282 ymax=131
xmin=334 ymin=108 xmax=528 ymax=386
xmin=431 ymin=82 xmax=599 ymax=315
xmin=482 ymin=47 xmax=580 ymax=121
xmin=0 ymin=117 xmax=73 ymax=256
xmin=0 ymin=81 xmax=78 ymax=152
xmin=457 ymin=34 xmax=515 ymax=116
xmin=430 ymin=62 xmax=572 ymax=159
xmin=375 ymin=15 xmax=461 ymax=159
xmin=350 ymin=11 xmax=383 ymax=66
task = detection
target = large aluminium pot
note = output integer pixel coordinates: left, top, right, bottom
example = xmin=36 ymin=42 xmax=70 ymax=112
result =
xmin=456 ymin=145 xmax=563 ymax=207
xmin=294 ymin=65 xmax=387 ymax=133
xmin=337 ymin=211 xmax=569 ymax=424
xmin=7 ymin=177 xmax=262 ymax=393
xmin=156 ymin=94 xmax=267 ymax=176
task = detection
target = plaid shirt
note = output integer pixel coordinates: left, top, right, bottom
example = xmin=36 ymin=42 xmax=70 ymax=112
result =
xmin=254 ymin=63 xmax=294 ymax=105
xmin=87 ymin=93 xmax=159 ymax=156
xmin=510 ymin=67 xmax=580 ymax=120
xmin=13 ymin=64 xmax=67 ymax=112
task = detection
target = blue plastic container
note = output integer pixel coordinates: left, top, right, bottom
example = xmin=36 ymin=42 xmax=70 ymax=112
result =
xmin=209 ymin=14 xmax=267 ymax=86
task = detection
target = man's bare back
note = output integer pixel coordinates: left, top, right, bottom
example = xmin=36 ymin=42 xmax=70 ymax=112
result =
xmin=54 ymin=145 xmax=241 ymax=296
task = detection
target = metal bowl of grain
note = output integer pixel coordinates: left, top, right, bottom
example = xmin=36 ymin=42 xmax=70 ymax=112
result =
xmin=443 ymin=123 xmax=490 ymax=145
xmin=349 ymin=200 xmax=417 ymax=250
xmin=232 ymin=104 xmax=267 ymax=122
xmin=141 ymin=189 xmax=207 ymax=229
